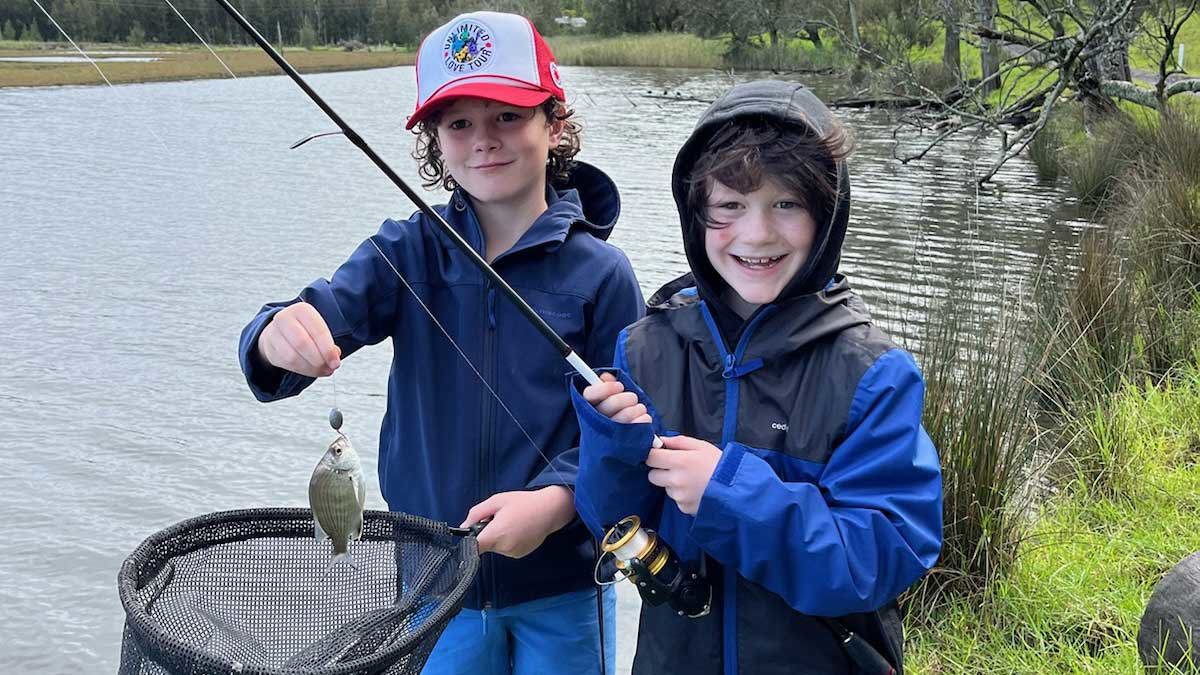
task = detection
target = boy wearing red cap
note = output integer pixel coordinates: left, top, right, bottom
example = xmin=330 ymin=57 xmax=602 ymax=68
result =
xmin=237 ymin=11 xmax=640 ymax=674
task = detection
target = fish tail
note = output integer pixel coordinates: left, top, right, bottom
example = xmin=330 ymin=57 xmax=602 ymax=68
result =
xmin=327 ymin=549 xmax=359 ymax=573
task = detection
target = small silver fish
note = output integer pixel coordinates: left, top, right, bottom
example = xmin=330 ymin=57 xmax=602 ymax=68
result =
xmin=309 ymin=434 xmax=365 ymax=568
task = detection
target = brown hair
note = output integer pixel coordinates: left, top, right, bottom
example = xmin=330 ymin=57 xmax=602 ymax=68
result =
xmin=411 ymin=98 xmax=582 ymax=192
xmin=685 ymin=116 xmax=852 ymax=230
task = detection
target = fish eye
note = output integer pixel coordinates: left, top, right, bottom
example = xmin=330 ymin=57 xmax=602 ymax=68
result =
xmin=334 ymin=448 xmax=342 ymax=455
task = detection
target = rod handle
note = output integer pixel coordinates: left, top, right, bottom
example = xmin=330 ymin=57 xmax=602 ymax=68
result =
xmin=565 ymin=351 xmax=664 ymax=449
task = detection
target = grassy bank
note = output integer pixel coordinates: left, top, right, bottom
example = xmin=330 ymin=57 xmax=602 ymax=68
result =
xmin=0 ymin=43 xmax=413 ymax=88
xmin=0 ymin=32 xmax=852 ymax=88
xmin=549 ymin=32 xmax=849 ymax=71
xmin=907 ymin=363 xmax=1200 ymax=673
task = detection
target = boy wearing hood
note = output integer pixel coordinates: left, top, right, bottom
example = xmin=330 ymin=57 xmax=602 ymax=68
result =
xmin=572 ymin=80 xmax=943 ymax=673
xmin=238 ymin=12 xmax=641 ymax=675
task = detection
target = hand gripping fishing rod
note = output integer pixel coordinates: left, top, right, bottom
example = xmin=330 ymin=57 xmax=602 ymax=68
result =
xmin=211 ymin=0 xmax=605 ymax=388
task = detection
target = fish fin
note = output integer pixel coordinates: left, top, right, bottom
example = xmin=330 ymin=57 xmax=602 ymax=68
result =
xmin=314 ymin=517 xmax=328 ymax=542
xmin=352 ymin=472 xmax=366 ymax=509
xmin=351 ymin=473 xmax=366 ymax=541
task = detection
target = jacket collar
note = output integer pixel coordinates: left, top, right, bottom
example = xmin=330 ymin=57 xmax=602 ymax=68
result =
xmin=647 ymin=273 xmax=872 ymax=360
xmin=443 ymin=160 xmax=620 ymax=263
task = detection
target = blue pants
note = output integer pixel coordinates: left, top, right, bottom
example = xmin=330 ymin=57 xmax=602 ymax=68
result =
xmin=422 ymin=586 xmax=616 ymax=675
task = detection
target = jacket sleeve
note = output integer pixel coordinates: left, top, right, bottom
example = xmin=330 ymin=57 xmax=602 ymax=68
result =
xmin=238 ymin=218 xmax=413 ymax=402
xmin=689 ymin=348 xmax=943 ymax=616
xmin=527 ymin=254 xmax=646 ymax=489
xmin=567 ymin=332 xmax=666 ymax=539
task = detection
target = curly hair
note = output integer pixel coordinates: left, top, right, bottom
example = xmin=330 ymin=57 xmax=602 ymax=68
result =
xmin=685 ymin=115 xmax=852 ymax=232
xmin=411 ymin=98 xmax=582 ymax=192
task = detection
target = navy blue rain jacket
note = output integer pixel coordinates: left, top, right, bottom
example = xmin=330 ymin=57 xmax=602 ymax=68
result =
xmin=239 ymin=162 xmax=644 ymax=610
xmin=570 ymin=81 xmax=943 ymax=674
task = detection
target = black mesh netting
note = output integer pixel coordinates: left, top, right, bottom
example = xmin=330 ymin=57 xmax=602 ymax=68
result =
xmin=118 ymin=508 xmax=479 ymax=675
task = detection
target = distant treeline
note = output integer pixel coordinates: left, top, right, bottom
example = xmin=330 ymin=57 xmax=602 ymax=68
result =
xmin=0 ymin=0 xmax=840 ymax=52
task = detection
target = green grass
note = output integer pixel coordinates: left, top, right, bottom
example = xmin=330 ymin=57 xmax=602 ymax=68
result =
xmin=907 ymin=363 xmax=1200 ymax=673
xmin=547 ymin=33 xmax=724 ymax=68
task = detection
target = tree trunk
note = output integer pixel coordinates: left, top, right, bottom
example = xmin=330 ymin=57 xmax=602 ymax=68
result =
xmin=804 ymin=25 xmax=823 ymax=48
xmin=977 ymin=0 xmax=1000 ymax=94
xmin=848 ymin=0 xmax=861 ymax=50
xmin=942 ymin=0 xmax=961 ymax=79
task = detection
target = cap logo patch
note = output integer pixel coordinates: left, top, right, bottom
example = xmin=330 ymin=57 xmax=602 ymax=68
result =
xmin=548 ymin=61 xmax=562 ymax=88
xmin=442 ymin=20 xmax=494 ymax=74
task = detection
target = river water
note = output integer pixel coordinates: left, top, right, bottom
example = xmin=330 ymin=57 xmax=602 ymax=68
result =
xmin=0 ymin=64 xmax=1091 ymax=673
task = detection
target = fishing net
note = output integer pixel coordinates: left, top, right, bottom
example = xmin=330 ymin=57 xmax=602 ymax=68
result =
xmin=118 ymin=508 xmax=479 ymax=675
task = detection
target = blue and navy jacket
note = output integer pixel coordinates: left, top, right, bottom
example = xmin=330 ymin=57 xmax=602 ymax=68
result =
xmin=239 ymin=162 xmax=644 ymax=610
xmin=570 ymin=81 xmax=943 ymax=674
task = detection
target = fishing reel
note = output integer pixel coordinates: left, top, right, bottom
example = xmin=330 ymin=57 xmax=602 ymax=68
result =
xmin=598 ymin=516 xmax=711 ymax=618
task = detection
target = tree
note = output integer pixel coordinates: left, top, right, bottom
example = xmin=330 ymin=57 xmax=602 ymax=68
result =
xmin=886 ymin=0 xmax=1200 ymax=183
xmin=586 ymin=0 xmax=685 ymax=34
xmin=686 ymin=0 xmax=816 ymax=61
xmin=1132 ymin=0 xmax=1200 ymax=106
xmin=298 ymin=15 xmax=317 ymax=48
xmin=2 ymin=20 xmax=16 ymax=42
xmin=24 ymin=21 xmax=43 ymax=42
xmin=941 ymin=0 xmax=962 ymax=78
xmin=977 ymin=0 xmax=999 ymax=94
xmin=57 ymin=0 xmax=99 ymax=42
xmin=127 ymin=21 xmax=146 ymax=46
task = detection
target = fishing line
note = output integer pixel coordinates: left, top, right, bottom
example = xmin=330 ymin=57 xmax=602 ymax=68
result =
xmin=30 ymin=0 xmax=172 ymax=153
xmin=30 ymin=0 xmax=111 ymax=86
xmin=160 ymin=0 xmax=238 ymax=79
xmin=365 ymin=237 xmax=576 ymax=497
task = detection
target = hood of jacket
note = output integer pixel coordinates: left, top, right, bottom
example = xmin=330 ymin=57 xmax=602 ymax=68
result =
xmin=669 ymin=80 xmax=852 ymax=343
xmin=448 ymin=160 xmax=621 ymax=258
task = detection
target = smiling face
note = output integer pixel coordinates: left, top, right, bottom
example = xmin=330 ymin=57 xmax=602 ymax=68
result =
xmin=703 ymin=178 xmax=818 ymax=308
xmin=434 ymin=97 xmax=563 ymax=207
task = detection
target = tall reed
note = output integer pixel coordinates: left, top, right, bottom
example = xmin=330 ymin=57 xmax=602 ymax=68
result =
xmin=903 ymin=283 xmax=1044 ymax=615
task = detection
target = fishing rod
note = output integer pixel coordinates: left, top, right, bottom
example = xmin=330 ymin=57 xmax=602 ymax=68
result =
xmin=210 ymin=0 xmax=606 ymax=389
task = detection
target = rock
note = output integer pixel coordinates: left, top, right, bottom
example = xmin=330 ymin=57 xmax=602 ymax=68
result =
xmin=1139 ymin=551 xmax=1200 ymax=671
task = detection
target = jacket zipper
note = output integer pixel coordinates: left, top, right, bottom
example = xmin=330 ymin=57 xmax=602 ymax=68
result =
xmin=482 ymin=283 xmax=499 ymax=605
xmin=699 ymin=302 xmax=775 ymax=675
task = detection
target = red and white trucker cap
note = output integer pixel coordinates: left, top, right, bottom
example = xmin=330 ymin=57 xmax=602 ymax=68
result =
xmin=406 ymin=11 xmax=565 ymax=130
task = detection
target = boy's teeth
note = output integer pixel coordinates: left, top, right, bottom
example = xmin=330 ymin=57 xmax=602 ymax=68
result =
xmin=735 ymin=255 xmax=783 ymax=266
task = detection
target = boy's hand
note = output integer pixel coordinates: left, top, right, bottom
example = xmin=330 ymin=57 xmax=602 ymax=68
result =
xmin=257 ymin=302 xmax=341 ymax=377
xmin=646 ymin=435 xmax=723 ymax=516
xmin=462 ymin=486 xmax=575 ymax=558
xmin=582 ymin=373 xmax=652 ymax=424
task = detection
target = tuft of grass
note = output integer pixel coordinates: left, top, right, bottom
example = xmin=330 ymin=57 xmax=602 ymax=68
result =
xmin=907 ymin=362 xmax=1200 ymax=673
xmin=1028 ymin=105 xmax=1084 ymax=181
xmin=1065 ymin=120 xmax=1136 ymax=209
xmin=1032 ymin=227 xmax=1143 ymax=419
xmin=904 ymin=282 xmax=1042 ymax=610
